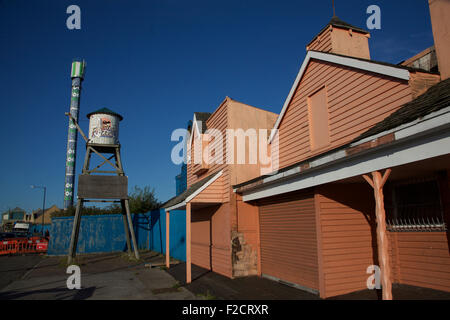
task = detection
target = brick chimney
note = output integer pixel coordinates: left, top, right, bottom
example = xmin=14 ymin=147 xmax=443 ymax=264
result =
xmin=429 ymin=0 xmax=450 ymax=80
xmin=306 ymin=16 xmax=371 ymax=60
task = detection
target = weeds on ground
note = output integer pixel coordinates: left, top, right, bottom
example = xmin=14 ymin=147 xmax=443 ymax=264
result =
xmin=59 ymin=256 xmax=85 ymax=268
xmin=197 ymin=290 xmax=216 ymax=300
xmin=120 ymin=252 xmax=141 ymax=263
xmin=172 ymin=281 xmax=182 ymax=290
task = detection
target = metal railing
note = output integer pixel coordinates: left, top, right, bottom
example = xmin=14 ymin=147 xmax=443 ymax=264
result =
xmin=386 ymin=217 xmax=447 ymax=232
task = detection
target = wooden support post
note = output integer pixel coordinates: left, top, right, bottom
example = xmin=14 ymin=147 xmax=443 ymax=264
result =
xmin=363 ymin=169 xmax=392 ymax=300
xmin=68 ymin=199 xmax=83 ymax=265
xmin=124 ymin=199 xmax=140 ymax=260
xmin=82 ymin=147 xmax=92 ymax=174
xmin=166 ymin=211 xmax=170 ymax=268
xmin=186 ymin=202 xmax=191 ymax=284
xmin=121 ymin=200 xmax=132 ymax=255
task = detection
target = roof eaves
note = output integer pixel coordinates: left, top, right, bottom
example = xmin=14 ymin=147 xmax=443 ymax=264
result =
xmin=235 ymin=103 xmax=450 ymax=194
xmin=162 ymin=170 xmax=223 ymax=209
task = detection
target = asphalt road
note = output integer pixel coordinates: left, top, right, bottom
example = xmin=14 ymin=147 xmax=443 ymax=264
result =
xmin=0 ymin=254 xmax=43 ymax=291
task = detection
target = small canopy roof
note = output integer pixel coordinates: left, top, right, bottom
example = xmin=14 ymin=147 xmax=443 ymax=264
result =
xmin=86 ymin=108 xmax=123 ymax=121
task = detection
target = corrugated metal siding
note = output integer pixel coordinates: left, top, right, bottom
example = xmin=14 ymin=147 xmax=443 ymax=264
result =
xmin=317 ymin=183 xmax=378 ymax=298
xmin=48 ymin=210 xmax=186 ymax=261
xmin=277 ymin=60 xmax=412 ymax=169
xmin=258 ymin=190 xmax=319 ymax=291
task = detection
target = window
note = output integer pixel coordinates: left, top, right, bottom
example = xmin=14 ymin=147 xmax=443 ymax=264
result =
xmin=386 ymin=179 xmax=446 ymax=232
xmin=308 ymin=86 xmax=330 ymax=150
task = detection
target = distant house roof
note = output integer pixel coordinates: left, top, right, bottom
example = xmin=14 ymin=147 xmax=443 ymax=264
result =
xmin=33 ymin=205 xmax=60 ymax=218
xmin=163 ymin=171 xmax=222 ymax=210
xmin=354 ymin=77 xmax=450 ymax=142
xmin=86 ymin=108 xmax=123 ymax=121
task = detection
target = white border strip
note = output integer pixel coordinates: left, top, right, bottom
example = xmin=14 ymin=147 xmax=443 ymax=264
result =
xmin=269 ymin=51 xmax=411 ymax=143
xmin=165 ymin=201 xmax=186 ymax=212
xmin=245 ymin=129 xmax=450 ymax=202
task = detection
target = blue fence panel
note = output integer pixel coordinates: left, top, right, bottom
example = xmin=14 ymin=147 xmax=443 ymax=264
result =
xmin=47 ymin=209 xmax=186 ymax=261
xmin=169 ymin=210 xmax=186 ymax=261
xmin=30 ymin=224 xmax=52 ymax=235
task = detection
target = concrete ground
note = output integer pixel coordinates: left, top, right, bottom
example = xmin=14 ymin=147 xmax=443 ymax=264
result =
xmin=166 ymin=262 xmax=450 ymax=300
xmin=2 ymin=252 xmax=449 ymax=300
xmin=0 ymin=254 xmax=43 ymax=290
xmin=0 ymin=251 xmax=197 ymax=300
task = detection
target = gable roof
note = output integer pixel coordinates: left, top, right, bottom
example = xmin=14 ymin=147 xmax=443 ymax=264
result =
xmin=194 ymin=112 xmax=212 ymax=131
xmin=307 ymin=15 xmax=369 ymax=48
xmin=354 ymin=77 xmax=450 ymax=142
xmin=268 ymin=50 xmax=413 ymax=143
xmin=327 ymin=15 xmax=369 ymax=34
xmin=188 ymin=112 xmax=212 ymax=148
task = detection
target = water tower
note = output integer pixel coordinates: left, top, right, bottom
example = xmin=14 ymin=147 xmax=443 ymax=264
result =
xmin=67 ymin=107 xmax=140 ymax=264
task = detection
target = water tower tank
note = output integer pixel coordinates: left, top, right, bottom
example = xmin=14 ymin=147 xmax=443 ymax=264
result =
xmin=86 ymin=108 xmax=123 ymax=145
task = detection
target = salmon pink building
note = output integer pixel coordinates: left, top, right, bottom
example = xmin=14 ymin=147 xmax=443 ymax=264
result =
xmin=163 ymin=0 xmax=450 ymax=300
xmin=163 ymin=97 xmax=277 ymax=282
xmin=234 ymin=3 xmax=450 ymax=299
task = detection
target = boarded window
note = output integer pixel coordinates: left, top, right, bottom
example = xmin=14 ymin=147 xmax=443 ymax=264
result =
xmin=308 ymin=87 xmax=330 ymax=150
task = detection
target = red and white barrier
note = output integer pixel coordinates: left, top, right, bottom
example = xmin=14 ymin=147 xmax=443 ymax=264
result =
xmin=0 ymin=237 xmax=48 ymax=255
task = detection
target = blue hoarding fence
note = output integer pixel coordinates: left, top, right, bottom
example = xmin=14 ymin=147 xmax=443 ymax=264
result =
xmin=47 ymin=209 xmax=186 ymax=261
xmin=30 ymin=224 xmax=52 ymax=235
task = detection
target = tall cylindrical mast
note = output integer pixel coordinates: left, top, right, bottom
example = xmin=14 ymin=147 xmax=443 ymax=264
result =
xmin=64 ymin=60 xmax=86 ymax=210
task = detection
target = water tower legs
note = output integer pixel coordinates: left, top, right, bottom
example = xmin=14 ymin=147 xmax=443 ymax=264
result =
xmin=67 ymin=144 xmax=140 ymax=264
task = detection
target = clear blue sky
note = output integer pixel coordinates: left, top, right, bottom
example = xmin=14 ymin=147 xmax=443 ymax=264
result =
xmin=0 ymin=0 xmax=434 ymax=213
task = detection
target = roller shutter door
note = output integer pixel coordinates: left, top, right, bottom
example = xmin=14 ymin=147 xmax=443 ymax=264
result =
xmin=258 ymin=190 xmax=319 ymax=292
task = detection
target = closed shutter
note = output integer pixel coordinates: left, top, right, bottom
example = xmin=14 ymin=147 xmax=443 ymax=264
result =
xmin=258 ymin=190 xmax=319 ymax=291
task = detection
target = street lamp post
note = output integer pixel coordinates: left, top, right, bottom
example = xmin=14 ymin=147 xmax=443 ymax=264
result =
xmin=31 ymin=185 xmax=46 ymax=236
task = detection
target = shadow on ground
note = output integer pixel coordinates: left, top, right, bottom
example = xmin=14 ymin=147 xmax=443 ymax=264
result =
xmin=166 ymin=262 xmax=450 ymax=300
